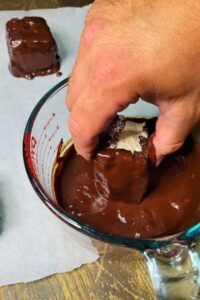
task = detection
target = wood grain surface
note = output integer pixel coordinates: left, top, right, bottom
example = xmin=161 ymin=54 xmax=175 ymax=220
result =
xmin=0 ymin=242 xmax=156 ymax=300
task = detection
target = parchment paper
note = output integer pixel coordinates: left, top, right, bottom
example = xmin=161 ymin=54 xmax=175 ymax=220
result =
xmin=0 ymin=5 xmax=99 ymax=286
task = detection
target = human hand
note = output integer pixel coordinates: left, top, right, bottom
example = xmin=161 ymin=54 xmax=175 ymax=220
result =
xmin=66 ymin=0 xmax=200 ymax=163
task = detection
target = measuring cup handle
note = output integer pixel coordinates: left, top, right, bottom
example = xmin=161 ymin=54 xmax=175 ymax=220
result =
xmin=144 ymin=241 xmax=200 ymax=299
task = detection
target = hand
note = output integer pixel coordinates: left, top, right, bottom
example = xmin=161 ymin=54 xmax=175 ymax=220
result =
xmin=66 ymin=0 xmax=200 ymax=162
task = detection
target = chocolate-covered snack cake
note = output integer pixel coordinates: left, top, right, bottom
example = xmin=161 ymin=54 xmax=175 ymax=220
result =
xmin=94 ymin=116 xmax=150 ymax=204
xmin=6 ymin=17 xmax=60 ymax=79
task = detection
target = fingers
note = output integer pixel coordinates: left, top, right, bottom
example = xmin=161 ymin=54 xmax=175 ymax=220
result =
xmin=151 ymin=98 xmax=200 ymax=164
xmin=68 ymin=85 xmax=138 ymax=160
xmin=66 ymin=31 xmax=91 ymax=111
xmin=67 ymin=56 xmax=89 ymax=111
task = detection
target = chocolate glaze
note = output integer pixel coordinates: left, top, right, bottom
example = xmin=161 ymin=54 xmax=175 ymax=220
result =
xmin=94 ymin=150 xmax=149 ymax=205
xmin=95 ymin=117 xmax=151 ymax=205
xmin=54 ymin=119 xmax=200 ymax=239
xmin=6 ymin=17 xmax=60 ymax=79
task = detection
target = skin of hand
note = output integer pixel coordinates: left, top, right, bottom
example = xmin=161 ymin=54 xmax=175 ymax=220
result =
xmin=66 ymin=0 xmax=200 ymax=163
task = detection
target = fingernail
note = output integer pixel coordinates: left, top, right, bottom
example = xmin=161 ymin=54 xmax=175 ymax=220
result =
xmin=155 ymin=157 xmax=163 ymax=166
xmin=75 ymin=148 xmax=92 ymax=161
xmin=80 ymin=153 xmax=92 ymax=161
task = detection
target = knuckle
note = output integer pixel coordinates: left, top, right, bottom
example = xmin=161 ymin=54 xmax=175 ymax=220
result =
xmin=164 ymin=142 xmax=183 ymax=154
xmin=85 ymin=0 xmax=105 ymax=25
xmin=68 ymin=117 xmax=81 ymax=138
xmin=85 ymin=6 xmax=94 ymax=26
xmin=154 ymin=137 xmax=184 ymax=156
xmin=68 ymin=116 xmax=95 ymax=141
xmin=81 ymin=19 xmax=105 ymax=47
xmin=92 ymin=51 xmax=120 ymax=85
xmin=82 ymin=127 xmax=96 ymax=142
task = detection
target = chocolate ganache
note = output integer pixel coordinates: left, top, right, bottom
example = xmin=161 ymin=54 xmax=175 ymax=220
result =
xmin=54 ymin=117 xmax=200 ymax=239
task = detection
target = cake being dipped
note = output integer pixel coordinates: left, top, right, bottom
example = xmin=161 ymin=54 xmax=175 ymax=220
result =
xmin=54 ymin=116 xmax=200 ymax=239
xmin=94 ymin=116 xmax=150 ymax=204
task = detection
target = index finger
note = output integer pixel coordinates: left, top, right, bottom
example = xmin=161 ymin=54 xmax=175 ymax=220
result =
xmin=68 ymin=80 xmax=139 ymax=160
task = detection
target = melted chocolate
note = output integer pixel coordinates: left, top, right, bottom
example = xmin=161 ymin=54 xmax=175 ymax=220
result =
xmin=54 ymin=124 xmax=200 ymax=239
xmin=6 ymin=17 xmax=60 ymax=79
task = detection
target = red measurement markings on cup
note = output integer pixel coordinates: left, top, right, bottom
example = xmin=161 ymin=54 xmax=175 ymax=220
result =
xmin=47 ymin=146 xmax=59 ymax=189
xmin=37 ymin=113 xmax=56 ymax=160
xmin=45 ymin=127 xmax=59 ymax=175
xmin=41 ymin=125 xmax=60 ymax=189
xmin=24 ymin=133 xmax=38 ymax=179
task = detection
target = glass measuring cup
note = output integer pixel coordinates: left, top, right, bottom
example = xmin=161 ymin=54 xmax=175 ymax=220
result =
xmin=23 ymin=78 xmax=200 ymax=300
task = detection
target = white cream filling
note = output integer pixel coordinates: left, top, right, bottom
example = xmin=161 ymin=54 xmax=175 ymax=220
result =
xmin=116 ymin=121 xmax=148 ymax=153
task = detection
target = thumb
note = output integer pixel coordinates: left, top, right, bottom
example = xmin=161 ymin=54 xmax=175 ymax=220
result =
xmin=151 ymin=98 xmax=199 ymax=164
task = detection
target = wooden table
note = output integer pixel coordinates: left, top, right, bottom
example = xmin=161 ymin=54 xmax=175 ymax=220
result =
xmin=0 ymin=1 xmax=155 ymax=299
xmin=0 ymin=241 xmax=155 ymax=300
